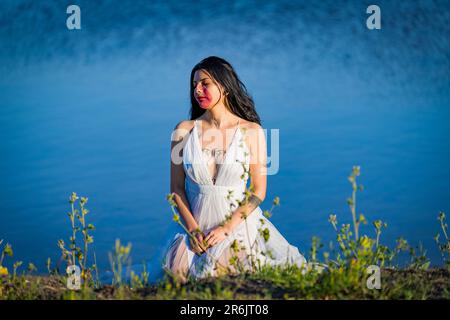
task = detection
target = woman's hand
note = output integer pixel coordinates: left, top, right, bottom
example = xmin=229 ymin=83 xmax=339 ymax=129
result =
xmin=204 ymin=226 xmax=230 ymax=248
xmin=188 ymin=230 xmax=208 ymax=255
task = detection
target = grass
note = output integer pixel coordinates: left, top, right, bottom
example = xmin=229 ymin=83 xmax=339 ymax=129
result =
xmin=0 ymin=165 xmax=449 ymax=300
xmin=0 ymin=266 xmax=448 ymax=300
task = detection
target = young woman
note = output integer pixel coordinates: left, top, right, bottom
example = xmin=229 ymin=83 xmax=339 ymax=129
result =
xmin=164 ymin=56 xmax=307 ymax=282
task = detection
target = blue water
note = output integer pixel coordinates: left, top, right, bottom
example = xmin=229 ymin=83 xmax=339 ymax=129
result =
xmin=0 ymin=0 xmax=449 ymax=278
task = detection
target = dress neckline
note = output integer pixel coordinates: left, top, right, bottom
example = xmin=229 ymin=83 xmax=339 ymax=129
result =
xmin=193 ymin=118 xmax=241 ymax=185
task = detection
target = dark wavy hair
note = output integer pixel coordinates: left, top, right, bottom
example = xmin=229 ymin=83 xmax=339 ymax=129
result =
xmin=189 ymin=56 xmax=261 ymax=125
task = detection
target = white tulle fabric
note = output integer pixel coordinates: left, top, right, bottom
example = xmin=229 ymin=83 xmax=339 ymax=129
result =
xmin=163 ymin=120 xmax=307 ymax=279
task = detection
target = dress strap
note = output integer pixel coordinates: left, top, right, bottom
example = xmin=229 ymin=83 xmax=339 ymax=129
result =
xmin=194 ymin=119 xmax=201 ymax=139
xmin=235 ymin=118 xmax=241 ymax=135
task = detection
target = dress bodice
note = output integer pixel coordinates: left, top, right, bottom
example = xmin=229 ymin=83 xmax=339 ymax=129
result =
xmin=182 ymin=119 xmax=250 ymax=227
xmin=183 ymin=120 xmax=250 ymax=189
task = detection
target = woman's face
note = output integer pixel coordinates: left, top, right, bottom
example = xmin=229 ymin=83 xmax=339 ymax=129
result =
xmin=192 ymin=69 xmax=225 ymax=109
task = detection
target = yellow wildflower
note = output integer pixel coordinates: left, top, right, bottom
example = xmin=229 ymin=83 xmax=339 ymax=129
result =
xmin=0 ymin=266 xmax=8 ymax=276
xmin=360 ymin=236 xmax=372 ymax=250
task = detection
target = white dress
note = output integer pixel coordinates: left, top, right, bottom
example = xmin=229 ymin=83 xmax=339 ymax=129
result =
xmin=163 ymin=119 xmax=307 ymax=280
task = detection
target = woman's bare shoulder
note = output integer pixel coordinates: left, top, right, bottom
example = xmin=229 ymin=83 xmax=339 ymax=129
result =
xmin=239 ymin=119 xmax=263 ymax=132
xmin=172 ymin=119 xmax=195 ymax=142
xmin=238 ymin=120 xmax=265 ymax=151
xmin=174 ymin=119 xmax=195 ymax=130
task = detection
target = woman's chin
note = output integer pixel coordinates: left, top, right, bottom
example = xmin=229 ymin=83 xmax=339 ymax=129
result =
xmin=199 ymin=103 xmax=211 ymax=109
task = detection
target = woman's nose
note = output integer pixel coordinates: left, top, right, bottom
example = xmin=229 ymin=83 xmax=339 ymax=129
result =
xmin=194 ymin=83 xmax=203 ymax=95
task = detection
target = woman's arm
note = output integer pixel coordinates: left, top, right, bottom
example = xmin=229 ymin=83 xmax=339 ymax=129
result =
xmin=225 ymin=122 xmax=267 ymax=231
xmin=170 ymin=121 xmax=200 ymax=233
xmin=170 ymin=121 xmax=209 ymax=254
xmin=205 ymin=123 xmax=267 ymax=247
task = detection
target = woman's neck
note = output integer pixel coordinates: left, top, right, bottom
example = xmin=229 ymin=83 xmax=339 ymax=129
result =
xmin=204 ymin=104 xmax=236 ymax=128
